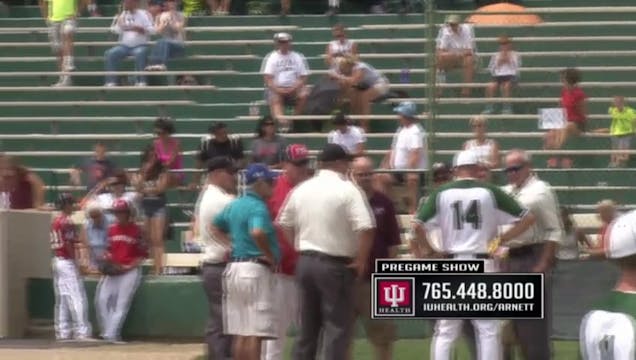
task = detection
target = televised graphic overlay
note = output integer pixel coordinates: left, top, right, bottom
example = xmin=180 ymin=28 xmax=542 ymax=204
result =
xmin=372 ymin=259 xmax=543 ymax=319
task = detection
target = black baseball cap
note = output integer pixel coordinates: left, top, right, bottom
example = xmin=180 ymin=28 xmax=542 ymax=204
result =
xmin=318 ymin=143 xmax=351 ymax=162
xmin=208 ymin=122 xmax=227 ymax=133
xmin=207 ymin=156 xmax=235 ymax=173
xmin=432 ymin=162 xmax=451 ymax=183
xmin=332 ymin=113 xmax=348 ymax=126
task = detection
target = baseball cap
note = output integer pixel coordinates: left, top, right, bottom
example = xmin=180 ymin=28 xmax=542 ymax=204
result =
xmin=245 ymin=163 xmax=278 ymax=185
xmin=207 ymin=156 xmax=235 ymax=173
xmin=453 ymin=150 xmax=479 ymax=168
xmin=285 ymin=144 xmax=310 ymax=165
xmin=274 ymin=32 xmax=292 ymax=42
xmin=208 ymin=122 xmax=227 ymax=133
xmin=432 ymin=162 xmax=452 ymax=183
xmin=393 ymin=101 xmax=418 ymax=119
xmin=56 ymin=192 xmax=75 ymax=209
xmin=332 ymin=113 xmax=348 ymax=126
xmin=112 ymin=199 xmax=130 ymax=213
xmin=319 ymin=143 xmax=350 ymax=162
xmin=446 ymin=14 xmax=461 ymax=24
xmin=605 ymin=210 xmax=636 ymax=259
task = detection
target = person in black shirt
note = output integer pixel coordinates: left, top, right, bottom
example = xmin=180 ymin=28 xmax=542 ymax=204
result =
xmin=192 ymin=122 xmax=245 ymax=187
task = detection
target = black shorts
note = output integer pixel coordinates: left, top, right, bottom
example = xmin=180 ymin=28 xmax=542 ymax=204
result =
xmin=392 ymin=172 xmax=425 ymax=184
xmin=492 ymin=75 xmax=516 ymax=84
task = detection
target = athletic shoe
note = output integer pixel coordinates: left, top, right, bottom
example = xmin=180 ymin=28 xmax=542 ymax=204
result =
xmin=75 ymin=336 xmax=100 ymax=342
xmin=501 ymin=104 xmax=513 ymax=114
xmin=481 ymin=104 xmax=494 ymax=114
xmin=104 ymin=82 xmax=116 ymax=87
xmin=52 ymin=77 xmax=71 ymax=87
xmin=135 ymin=82 xmax=147 ymax=87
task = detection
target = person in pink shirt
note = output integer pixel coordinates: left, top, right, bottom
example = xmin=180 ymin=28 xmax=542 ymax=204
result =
xmin=262 ymin=144 xmax=311 ymax=360
xmin=152 ymin=117 xmax=183 ymax=186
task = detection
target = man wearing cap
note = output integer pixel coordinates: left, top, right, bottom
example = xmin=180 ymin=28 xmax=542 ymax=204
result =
xmin=262 ymin=144 xmax=311 ymax=360
xmin=435 ymin=14 xmax=476 ymax=97
xmin=580 ymin=210 xmax=636 ymax=359
xmin=213 ymin=163 xmax=280 ymax=360
xmin=493 ymin=148 xmax=563 ymax=360
xmin=277 ymin=143 xmax=375 ymax=360
xmin=193 ymin=122 xmax=244 ymax=188
xmin=197 ymin=157 xmax=237 ymax=360
xmin=261 ymin=32 xmax=310 ymax=131
xmin=327 ymin=112 xmax=366 ymax=156
xmin=378 ymin=101 xmax=428 ymax=214
xmin=413 ymin=150 xmax=536 ymax=360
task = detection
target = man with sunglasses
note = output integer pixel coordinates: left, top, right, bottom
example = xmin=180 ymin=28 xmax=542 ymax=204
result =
xmin=496 ymin=149 xmax=563 ymax=360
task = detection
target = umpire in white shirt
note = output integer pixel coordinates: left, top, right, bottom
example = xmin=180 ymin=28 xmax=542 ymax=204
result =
xmin=197 ymin=157 xmax=237 ymax=360
xmin=277 ymin=143 xmax=375 ymax=360
xmin=500 ymin=148 xmax=563 ymax=360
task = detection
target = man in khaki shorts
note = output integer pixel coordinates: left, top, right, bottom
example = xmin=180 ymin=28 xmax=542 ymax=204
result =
xmin=349 ymin=156 xmax=400 ymax=360
xmin=39 ymin=0 xmax=78 ymax=86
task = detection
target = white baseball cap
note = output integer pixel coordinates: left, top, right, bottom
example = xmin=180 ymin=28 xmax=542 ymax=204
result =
xmin=274 ymin=32 xmax=292 ymax=42
xmin=453 ymin=150 xmax=479 ymax=168
xmin=605 ymin=210 xmax=636 ymax=259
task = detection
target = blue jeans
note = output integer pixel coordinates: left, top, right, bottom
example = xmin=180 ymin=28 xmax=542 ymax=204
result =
xmin=104 ymin=44 xmax=149 ymax=84
xmin=148 ymin=39 xmax=185 ymax=66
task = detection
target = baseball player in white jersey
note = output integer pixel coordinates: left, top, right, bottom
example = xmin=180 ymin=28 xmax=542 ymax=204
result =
xmin=413 ymin=150 xmax=536 ymax=360
xmin=580 ymin=209 xmax=636 ymax=360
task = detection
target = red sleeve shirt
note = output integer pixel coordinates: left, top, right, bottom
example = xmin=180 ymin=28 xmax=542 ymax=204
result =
xmin=561 ymin=87 xmax=586 ymax=123
xmin=268 ymin=174 xmax=299 ymax=276
xmin=50 ymin=214 xmax=78 ymax=259
xmin=107 ymin=222 xmax=146 ymax=266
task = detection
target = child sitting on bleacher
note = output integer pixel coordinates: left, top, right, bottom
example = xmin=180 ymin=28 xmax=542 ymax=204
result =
xmin=483 ymin=35 xmax=520 ymax=115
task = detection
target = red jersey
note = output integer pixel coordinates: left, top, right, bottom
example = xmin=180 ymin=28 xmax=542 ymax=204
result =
xmin=50 ymin=214 xmax=78 ymax=259
xmin=561 ymin=86 xmax=586 ymax=123
xmin=268 ymin=174 xmax=299 ymax=276
xmin=106 ymin=222 xmax=146 ymax=266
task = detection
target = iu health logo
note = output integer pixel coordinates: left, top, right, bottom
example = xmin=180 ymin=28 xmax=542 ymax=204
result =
xmin=373 ymin=277 xmax=415 ymax=318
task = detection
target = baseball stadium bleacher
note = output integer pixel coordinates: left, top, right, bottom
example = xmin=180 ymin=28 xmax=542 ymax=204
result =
xmin=5 ymin=0 xmax=636 ymax=338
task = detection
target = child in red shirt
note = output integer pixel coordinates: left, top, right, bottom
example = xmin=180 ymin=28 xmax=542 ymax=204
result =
xmin=95 ymin=199 xmax=146 ymax=343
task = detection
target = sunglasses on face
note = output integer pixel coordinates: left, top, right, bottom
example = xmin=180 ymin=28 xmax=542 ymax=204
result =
xmin=354 ymin=171 xmax=373 ymax=178
xmin=504 ymin=164 xmax=525 ymax=173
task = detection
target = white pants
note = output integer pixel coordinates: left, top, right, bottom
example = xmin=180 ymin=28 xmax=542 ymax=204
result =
xmin=95 ymin=267 xmax=141 ymax=340
xmin=262 ymin=274 xmax=299 ymax=360
xmin=580 ymin=310 xmax=636 ymax=360
xmin=52 ymin=257 xmax=91 ymax=339
xmin=432 ymin=319 xmax=501 ymax=360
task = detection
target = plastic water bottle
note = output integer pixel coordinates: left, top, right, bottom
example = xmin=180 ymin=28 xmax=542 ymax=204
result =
xmin=400 ymin=68 xmax=410 ymax=84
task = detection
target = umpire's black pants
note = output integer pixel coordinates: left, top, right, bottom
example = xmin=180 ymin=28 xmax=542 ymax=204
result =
xmin=202 ymin=263 xmax=232 ymax=360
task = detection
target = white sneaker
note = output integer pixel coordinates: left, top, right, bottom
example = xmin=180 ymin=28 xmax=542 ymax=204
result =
xmin=75 ymin=336 xmax=100 ymax=342
xmin=52 ymin=77 xmax=71 ymax=87
xmin=154 ymin=64 xmax=167 ymax=71
xmin=135 ymin=82 xmax=147 ymax=87
xmin=104 ymin=82 xmax=116 ymax=87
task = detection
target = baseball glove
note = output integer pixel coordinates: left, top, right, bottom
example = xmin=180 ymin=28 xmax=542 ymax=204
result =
xmin=98 ymin=261 xmax=123 ymax=276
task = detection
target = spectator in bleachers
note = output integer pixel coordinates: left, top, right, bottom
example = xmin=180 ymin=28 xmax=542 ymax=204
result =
xmin=146 ymin=0 xmax=186 ymax=71
xmin=483 ymin=35 xmax=520 ymax=115
xmin=597 ymin=199 xmax=617 ymax=246
xmin=261 ymin=32 xmax=310 ymax=132
xmin=327 ymin=112 xmax=366 ymax=156
xmin=250 ymin=115 xmax=287 ymax=168
xmin=377 ymin=101 xmax=428 ymax=214
xmin=70 ymin=142 xmax=117 ymax=195
xmin=39 ymin=0 xmax=78 ymax=87
xmin=435 ymin=14 xmax=476 ymax=97
xmin=153 ymin=117 xmax=183 ymax=186
xmin=593 ymin=96 xmax=636 ymax=168
xmin=331 ymin=56 xmax=389 ymax=132
xmin=545 ymin=67 xmax=587 ymax=168
xmin=192 ymin=122 xmax=244 ymax=188
xmin=208 ymin=0 xmax=230 ymax=15
xmin=558 ymin=206 xmax=593 ymax=260
xmin=96 ymin=170 xmax=139 ymax=223
xmin=79 ymin=200 xmax=110 ymax=274
xmin=105 ymin=0 xmax=155 ymax=87
xmin=132 ymin=145 xmax=169 ymax=275
xmin=325 ymin=23 xmax=357 ymax=69
xmin=0 ymin=155 xmax=45 ymax=210
xmin=463 ymin=115 xmax=500 ymax=169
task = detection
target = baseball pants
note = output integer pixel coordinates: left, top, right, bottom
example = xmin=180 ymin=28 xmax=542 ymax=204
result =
xmin=95 ymin=267 xmax=142 ymax=341
xmin=432 ymin=319 xmax=501 ymax=360
xmin=262 ymin=274 xmax=299 ymax=360
xmin=580 ymin=310 xmax=636 ymax=360
xmin=52 ymin=257 xmax=91 ymax=339
xmin=202 ymin=263 xmax=232 ymax=360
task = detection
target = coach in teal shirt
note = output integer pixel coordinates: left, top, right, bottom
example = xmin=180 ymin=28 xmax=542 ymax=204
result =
xmin=213 ymin=163 xmax=281 ymax=265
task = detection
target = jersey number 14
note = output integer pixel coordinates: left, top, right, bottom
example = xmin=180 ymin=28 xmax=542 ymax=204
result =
xmin=451 ymin=200 xmax=482 ymax=230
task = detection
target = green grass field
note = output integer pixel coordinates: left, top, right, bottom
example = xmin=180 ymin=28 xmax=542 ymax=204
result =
xmin=194 ymin=338 xmax=580 ymax=359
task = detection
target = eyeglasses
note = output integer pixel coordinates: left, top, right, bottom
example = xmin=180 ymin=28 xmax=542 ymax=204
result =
xmin=504 ymin=164 xmax=525 ymax=173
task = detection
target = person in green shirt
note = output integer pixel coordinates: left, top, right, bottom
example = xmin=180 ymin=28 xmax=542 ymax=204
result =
xmin=594 ymin=96 xmax=636 ymax=167
xmin=39 ymin=0 xmax=82 ymax=86
xmin=580 ymin=210 xmax=636 ymax=359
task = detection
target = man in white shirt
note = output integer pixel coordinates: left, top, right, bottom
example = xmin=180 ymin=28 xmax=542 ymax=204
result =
xmin=261 ymin=32 xmax=310 ymax=131
xmin=196 ymin=157 xmax=237 ymax=360
xmin=435 ymin=14 xmax=476 ymax=97
xmin=327 ymin=113 xmax=365 ymax=156
xmin=277 ymin=143 xmax=375 ymax=360
xmin=377 ymin=101 xmax=428 ymax=213
xmin=104 ymin=0 xmax=155 ymax=87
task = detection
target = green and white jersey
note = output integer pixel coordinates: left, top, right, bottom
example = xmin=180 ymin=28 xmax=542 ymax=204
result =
xmin=580 ymin=292 xmax=636 ymax=360
xmin=415 ymin=178 xmax=527 ymax=254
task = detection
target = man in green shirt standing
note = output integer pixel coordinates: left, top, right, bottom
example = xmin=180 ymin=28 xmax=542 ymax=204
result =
xmin=580 ymin=210 xmax=636 ymax=359
xmin=39 ymin=0 xmax=80 ymax=86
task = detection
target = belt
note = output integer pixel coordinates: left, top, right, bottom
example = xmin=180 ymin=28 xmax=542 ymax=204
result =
xmin=508 ymin=243 xmax=544 ymax=257
xmin=202 ymin=262 xmax=227 ymax=267
xmin=300 ymin=250 xmax=352 ymax=264
xmin=442 ymin=253 xmax=490 ymax=259
xmin=231 ymin=257 xmax=271 ymax=267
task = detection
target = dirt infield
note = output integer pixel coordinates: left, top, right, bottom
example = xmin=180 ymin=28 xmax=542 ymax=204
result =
xmin=0 ymin=340 xmax=203 ymax=360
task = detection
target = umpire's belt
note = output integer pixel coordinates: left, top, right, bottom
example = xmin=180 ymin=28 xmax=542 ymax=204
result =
xmin=231 ymin=257 xmax=271 ymax=267
xmin=442 ymin=253 xmax=490 ymax=259
xmin=300 ymin=250 xmax=352 ymax=264
xmin=508 ymin=243 xmax=544 ymax=258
